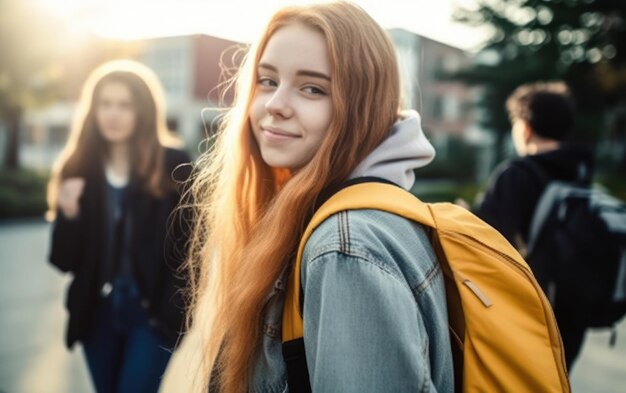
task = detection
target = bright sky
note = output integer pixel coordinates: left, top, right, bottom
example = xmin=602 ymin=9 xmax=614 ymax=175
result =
xmin=34 ymin=0 xmax=488 ymax=51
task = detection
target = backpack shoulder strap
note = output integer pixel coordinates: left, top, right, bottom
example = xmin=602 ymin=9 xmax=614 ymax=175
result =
xmin=282 ymin=182 xmax=435 ymax=342
xmin=313 ymin=176 xmax=398 ymax=212
xmin=522 ymin=159 xmax=596 ymax=253
xmin=516 ymin=159 xmax=557 ymax=253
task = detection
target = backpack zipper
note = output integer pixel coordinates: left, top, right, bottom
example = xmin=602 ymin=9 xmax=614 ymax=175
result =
xmin=463 ymin=278 xmax=493 ymax=307
xmin=452 ymin=269 xmax=493 ymax=307
xmin=450 ymin=231 xmax=555 ymax=312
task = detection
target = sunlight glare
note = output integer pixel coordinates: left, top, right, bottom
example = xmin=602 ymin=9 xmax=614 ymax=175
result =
xmin=31 ymin=0 xmax=486 ymax=49
xmin=34 ymin=0 xmax=97 ymax=17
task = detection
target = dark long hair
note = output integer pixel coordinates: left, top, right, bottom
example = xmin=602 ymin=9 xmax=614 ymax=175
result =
xmin=47 ymin=60 xmax=181 ymax=218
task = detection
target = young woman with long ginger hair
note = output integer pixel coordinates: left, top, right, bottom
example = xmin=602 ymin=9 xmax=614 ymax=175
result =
xmin=184 ymin=2 xmax=453 ymax=392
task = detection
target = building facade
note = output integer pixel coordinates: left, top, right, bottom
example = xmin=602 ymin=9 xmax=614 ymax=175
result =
xmin=388 ymin=29 xmax=476 ymax=150
xmin=20 ymin=34 xmax=241 ymax=169
xmin=20 ymin=30 xmax=481 ymax=172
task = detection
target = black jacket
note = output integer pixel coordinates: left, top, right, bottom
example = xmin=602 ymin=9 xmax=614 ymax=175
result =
xmin=473 ymin=144 xmax=594 ymax=249
xmin=48 ymin=148 xmax=192 ymax=348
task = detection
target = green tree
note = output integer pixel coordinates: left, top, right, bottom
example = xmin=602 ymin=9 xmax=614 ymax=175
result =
xmin=453 ymin=0 xmax=626 ymax=168
xmin=0 ymin=0 xmax=70 ymax=169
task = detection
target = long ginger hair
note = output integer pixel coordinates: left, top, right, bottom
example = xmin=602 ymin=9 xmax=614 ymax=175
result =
xmin=186 ymin=2 xmax=401 ymax=391
xmin=47 ymin=60 xmax=181 ymax=218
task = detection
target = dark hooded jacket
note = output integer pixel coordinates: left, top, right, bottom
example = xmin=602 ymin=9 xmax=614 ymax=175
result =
xmin=473 ymin=144 xmax=594 ymax=249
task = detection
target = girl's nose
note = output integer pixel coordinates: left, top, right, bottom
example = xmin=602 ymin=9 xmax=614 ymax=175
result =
xmin=265 ymin=87 xmax=293 ymax=118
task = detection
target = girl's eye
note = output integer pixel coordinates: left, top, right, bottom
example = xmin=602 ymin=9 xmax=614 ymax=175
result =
xmin=258 ymin=78 xmax=277 ymax=87
xmin=303 ymin=86 xmax=326 ymax=95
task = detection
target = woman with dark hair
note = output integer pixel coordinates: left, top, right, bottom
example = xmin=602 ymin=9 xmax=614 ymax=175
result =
xmin=176 ymin=2 xmax=453 ymax=392
xmin=48 ymin=60 xmax=191 ymax=392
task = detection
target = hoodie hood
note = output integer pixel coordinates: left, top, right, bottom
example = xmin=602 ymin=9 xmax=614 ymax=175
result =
xmin=349 ymin=110 xmax=435 ymax=190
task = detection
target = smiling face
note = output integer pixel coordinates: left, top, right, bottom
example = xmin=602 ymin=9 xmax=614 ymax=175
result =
xmin=249 ymin=23 xmax=333 ymax=171
xmin=95 ymin=81 xmax=137 ymax=145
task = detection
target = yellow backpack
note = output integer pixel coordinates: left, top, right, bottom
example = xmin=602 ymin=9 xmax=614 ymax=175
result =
xmin=282 ymin=182 xmax=570 ymax=392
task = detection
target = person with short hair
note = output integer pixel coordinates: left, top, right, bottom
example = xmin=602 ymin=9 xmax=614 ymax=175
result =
xmin=474 ymin=80 xmax=594 ymax=370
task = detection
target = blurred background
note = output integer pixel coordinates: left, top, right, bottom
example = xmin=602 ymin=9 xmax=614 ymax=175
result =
xmin=0 ymin=0 xmax=624 ymax=392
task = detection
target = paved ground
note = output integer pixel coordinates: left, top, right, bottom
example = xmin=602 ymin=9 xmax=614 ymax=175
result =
xmin=0 ymin=219 xmax=624 ymax=392
xmin=0 ymin=219 xmax=91 ymax=393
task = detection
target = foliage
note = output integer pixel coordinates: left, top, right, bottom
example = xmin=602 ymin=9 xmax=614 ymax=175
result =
xmin=411 ymin=171 xmax=625 ymax=206
xmin=0 ymin=2 xmax=63 ymax=112
xmin=0 ymin=169 xmax=49 ymax=219
xmin=0 ymin=1 xmax=108 ymax=169
xmin=416 ymin=137 xmax=480 ymax=180
xmin=597 ymin=171 xmax=626 ymax=201
xmin=452 ymin=0 xmax=626 ymax=165
xmin=0 ymin=1 xmax=68 ymax=168
xmin=411 ymin=181 xmax=482 ymax=204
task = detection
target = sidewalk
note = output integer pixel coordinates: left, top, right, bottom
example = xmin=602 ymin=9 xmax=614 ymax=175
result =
xmin=0 ymin=219 xmax=624 ymax=392
xmin=569 ymin=323 xmax=626 ymax=393
xmin=0 ymin=220 xmax=91 ymax=392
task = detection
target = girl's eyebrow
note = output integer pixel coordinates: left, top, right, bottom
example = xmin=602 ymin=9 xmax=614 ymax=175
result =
xmin=258 ymin=62 xmax=331 ymax=82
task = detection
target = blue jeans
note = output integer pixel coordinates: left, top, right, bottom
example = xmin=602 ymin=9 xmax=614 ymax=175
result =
xmin=82 ymin=277 xmax=173 ymax=393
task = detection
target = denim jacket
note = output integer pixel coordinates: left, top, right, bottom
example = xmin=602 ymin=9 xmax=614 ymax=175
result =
xmin=250 ymin=208 xmax=454 ymax=392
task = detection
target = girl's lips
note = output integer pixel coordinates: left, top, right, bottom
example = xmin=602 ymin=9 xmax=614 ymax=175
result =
xmin=262 ymin=126 xmax=300 ymax=141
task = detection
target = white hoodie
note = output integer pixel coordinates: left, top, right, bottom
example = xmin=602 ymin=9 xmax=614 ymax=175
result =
xmin=349 ymin=110 xmax=436 ymax=190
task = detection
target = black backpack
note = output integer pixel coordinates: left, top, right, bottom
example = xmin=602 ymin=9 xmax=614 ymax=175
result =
xmin=523 ymin=160 xmax=626 ymax=331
